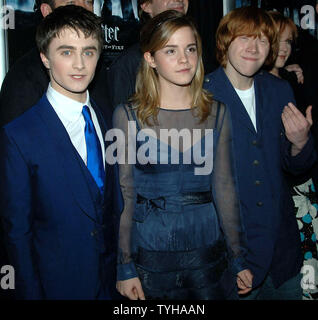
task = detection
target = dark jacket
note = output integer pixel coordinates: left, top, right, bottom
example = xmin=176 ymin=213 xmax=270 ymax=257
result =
xmin=106 ymin=42 xmax=142 ymax=110
xmin=204 ymin=67 xmax=316 ymax=289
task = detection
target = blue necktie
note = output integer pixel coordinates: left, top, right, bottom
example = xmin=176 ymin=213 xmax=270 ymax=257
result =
xmin=82 ymin=105 xmax=105 ymax=194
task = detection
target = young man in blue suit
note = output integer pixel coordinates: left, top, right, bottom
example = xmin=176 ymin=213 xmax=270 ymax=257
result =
xmin=0 ymin=5 xmax=123 ymax=299
xmin=204 ymin=7 xmax=316 ymax=299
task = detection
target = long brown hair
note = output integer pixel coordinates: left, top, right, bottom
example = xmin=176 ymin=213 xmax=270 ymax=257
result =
xmin=131 ymin=10 xmax=212 ymax=126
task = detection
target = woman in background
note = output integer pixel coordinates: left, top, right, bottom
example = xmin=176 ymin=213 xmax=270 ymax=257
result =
xmin=269 ymin=11 xmax=307 ymax=111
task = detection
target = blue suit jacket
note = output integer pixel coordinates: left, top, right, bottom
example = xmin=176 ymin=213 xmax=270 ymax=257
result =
xmin=204 ymin=67 xmax=316 ymax=288
xmin=0 ymin=95 xmax=123 ymax=299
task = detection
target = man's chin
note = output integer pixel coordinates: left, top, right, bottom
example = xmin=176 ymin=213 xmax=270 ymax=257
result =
xmin=239 ymin=72 xmax=256 ymax=78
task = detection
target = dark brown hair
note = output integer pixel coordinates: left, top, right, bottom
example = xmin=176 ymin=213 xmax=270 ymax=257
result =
xmin=36 ymin=5 xmax=103 ymax=55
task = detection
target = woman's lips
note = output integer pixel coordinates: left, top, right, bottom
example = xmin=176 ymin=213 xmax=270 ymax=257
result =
xmin=177 ymin=68 xmax=191 ymax=73
xmin=170 ymin=5 xmax=185 ymax=12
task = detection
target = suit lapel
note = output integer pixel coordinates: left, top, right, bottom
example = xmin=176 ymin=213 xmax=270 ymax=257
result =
xmin=91 ymin=98 xmax=107 ymax=136
xmin=90 ymin=99 xmax=116 ymax=206
xmin=36 ymin=95 xmax=98 ymax=221
xmin=210 ymin=67 xmax=257 ymax=133
xmin=254 ymin=74 xmax=264 ymax=137
xmin=90 ymin=98 xmax=113 ymax=202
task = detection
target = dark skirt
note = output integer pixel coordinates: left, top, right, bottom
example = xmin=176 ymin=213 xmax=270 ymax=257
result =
xmin=134 ymin=239 xmax=237 ymax=300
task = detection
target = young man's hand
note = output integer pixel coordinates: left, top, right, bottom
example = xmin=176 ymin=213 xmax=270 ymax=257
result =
xmin=116 ymin=277 xmax=146 ymax=300
xmin=282 ymin=103 xmax=313 ymax=156
xmin=237 ymin=269 xmax=253 ymax=295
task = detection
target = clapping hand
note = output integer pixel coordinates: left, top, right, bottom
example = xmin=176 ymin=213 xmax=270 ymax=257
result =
xmin=282 ymin=103 xmax=313 ymax=156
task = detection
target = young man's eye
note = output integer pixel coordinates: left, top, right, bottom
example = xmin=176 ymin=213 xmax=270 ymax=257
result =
xmin=84 ymin=51 xmax=94 ymax=56
xmin=61 ymin=50 xmax=71 ymax=56
xmin=259 ymin=38 xmax=268 ymax=44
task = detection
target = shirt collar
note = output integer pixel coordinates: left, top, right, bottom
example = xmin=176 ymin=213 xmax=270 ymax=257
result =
xmin=234 ymin=81 xmax=254 ymax=95
xmin=46 ymin=83 xmax=91 ymax=126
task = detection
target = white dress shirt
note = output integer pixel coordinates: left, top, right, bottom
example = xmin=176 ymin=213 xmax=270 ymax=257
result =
xmin=47 ymin=84 xmax=105 ymax=169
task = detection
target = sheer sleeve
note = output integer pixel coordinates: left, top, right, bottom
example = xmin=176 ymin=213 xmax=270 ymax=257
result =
xmin=112 ymin=104 xmax=138 ymax=281
xmin=211 ymin=103 xmax=248 ymax=275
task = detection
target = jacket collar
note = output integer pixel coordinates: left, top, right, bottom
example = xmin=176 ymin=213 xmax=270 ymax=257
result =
xmin=205 ymin=67 xmax=264 ymax=134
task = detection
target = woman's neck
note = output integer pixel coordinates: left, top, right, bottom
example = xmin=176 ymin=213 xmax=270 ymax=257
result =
xmin=270 ymin=67 xmax=280 ymax=78
xmin=159 ymin=83 xmax=192 ymax=110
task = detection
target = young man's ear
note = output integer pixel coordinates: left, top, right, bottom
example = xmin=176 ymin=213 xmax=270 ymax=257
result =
xmin=144 ymin=52 xmax=156 ymax=68
xmin=40 ymin=52 xmax=50 ymax=69
xmin=40 ymin=3 xmax=53 ymax=17
xmin=140 ymin=1 xmax=153 ymax=17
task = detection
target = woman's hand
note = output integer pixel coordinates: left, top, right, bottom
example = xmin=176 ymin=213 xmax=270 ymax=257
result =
xmin=285 ymin=64 xmax=304 ymax=84
xmin=237 ymin=269 xmax=253 ymax=295
xmin=116 ymin=277 xmax=146 ymax=300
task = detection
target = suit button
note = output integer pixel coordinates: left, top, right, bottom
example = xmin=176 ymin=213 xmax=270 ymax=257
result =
xmin=90 ymin=230 xmax=97 ymax=237
xmin=204 ymin=77 xmax=210 ymax=83
xmin=255 ymin=180 xmax=261 ymax=185
xmin=257 ymin=201 xmax=263 ymax=207
xmin=252 ymin=140 xmax=257 ymax=146
xmin=253 ymin=160 xmax=259 ymax=166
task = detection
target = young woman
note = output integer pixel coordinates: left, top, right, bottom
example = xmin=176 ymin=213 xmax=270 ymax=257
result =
xmin=269 ymin=11 xmax=307 ymax=111
xmin=269 ymin=11 xmax=318 ymax=300
xmin=113 ymin=10 xmax=252 ymax=300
